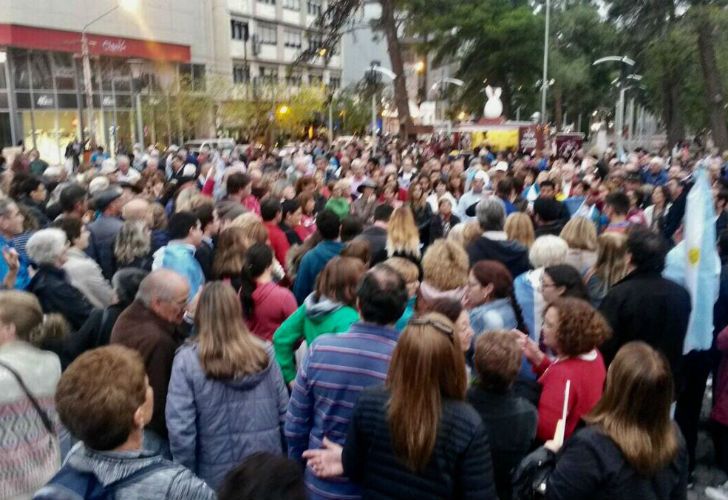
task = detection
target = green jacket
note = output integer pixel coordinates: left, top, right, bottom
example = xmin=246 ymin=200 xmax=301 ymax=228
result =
xmin=324 ymin=197 xmax=351 ymax=219
xmin=273 ymin=297 xmax=359 ymax=383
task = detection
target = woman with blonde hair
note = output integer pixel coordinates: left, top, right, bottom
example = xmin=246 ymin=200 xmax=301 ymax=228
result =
xmin=302 ymin=312 xmax=495 ymax=498
xmin=417 ymin=239 xmax=469 ymax=313
xmin=515 ymin=342 xmax=686 ymax=499
xmin=559 ymin=216 xmax=598 ymax=274
xmin=584 ymin=232 xmax=628 ymax=308
xmin=372 ymin=206 xmax=422 ymax=274
xmin=166 ymin=282 xmax=288 ymax=490
xmin=448 ymin=220 xmax=482 ymax=248
xmin=505 ymin=212 xmax=535 ymax=249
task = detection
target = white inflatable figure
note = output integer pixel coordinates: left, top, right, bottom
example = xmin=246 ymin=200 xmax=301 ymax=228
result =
xmin=483 ymin=86 xmax=503 ymax=119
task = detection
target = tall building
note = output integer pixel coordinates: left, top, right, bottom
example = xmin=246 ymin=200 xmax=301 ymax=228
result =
xmin=0 ymin=0 xmax=341 ymax=163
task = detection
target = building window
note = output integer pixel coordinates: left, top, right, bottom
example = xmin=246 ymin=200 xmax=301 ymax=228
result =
xmin=258 ymin=23 xmax=278 ymax=45
xmin=259 ymin=66 xmax=279 ymax=85
xmin=258 ymin=0 xmax=275 ymax=5
xmin=284 ymin=29 xmax=302 ymax=49
xmin=283 ymin=0 xmax=300 ymax=10
xmin=328 ymin=76 xmax=341 ymax=89
xmin=307 ymin=0 xmax=322 ymax=16
xmin=230 ymin=19 xmax=248 ymax=41
xmin=286 ymin=72 xmax=302 ymax=87
xmin=233 ymin=64 xmax=250 ymax=84
xmin=307 ymin=32 xmax=323 ymax=51
xmin=309 ymin=73 xmax=323 ymax=85
xmin=180 ymin=63 xmax=206 ymax=91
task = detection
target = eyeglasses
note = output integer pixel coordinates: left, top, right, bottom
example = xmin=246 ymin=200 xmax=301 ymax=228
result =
xmin=409 ymin=317 xmax=455 ymax=343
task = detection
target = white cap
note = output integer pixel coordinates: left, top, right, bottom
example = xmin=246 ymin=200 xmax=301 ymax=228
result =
xmin=88 ymin=176 xmax=111 ymax=195
xmin=492 ymin=161 xmax=509 ymax=172
xmin=474 ymin=170 xmax=489 ymax=182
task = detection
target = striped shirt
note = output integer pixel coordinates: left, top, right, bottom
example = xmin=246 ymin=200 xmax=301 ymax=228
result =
xmin=285 ymin=322 xmax=399 ymax=500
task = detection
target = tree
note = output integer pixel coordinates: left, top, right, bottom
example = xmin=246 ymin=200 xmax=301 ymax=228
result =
xmin=296 ymin=0 xmax=415 ymax=138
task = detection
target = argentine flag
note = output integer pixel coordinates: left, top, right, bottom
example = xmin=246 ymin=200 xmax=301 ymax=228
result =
xmin=665 ymin=163 xmax=720 ymax=353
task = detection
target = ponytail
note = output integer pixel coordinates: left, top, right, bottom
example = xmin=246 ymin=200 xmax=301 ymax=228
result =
xmin=508 ymin=288 xmax=529 ymax=337
xmin=239 ymin=243 xmax=274 ymax=319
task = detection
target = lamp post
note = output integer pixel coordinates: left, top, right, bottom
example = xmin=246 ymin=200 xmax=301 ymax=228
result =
xmin=429 ymin=78 xmax=464 ymax=135
xmin=367 ymin=63 xmax=396 ymax=151
xmin=128 ymin=58 xmax=145 ymax=151
xmin=540 ymin=0 xmax=551 ymax=124
xmin=81 ymin=0 xmax=140 ymax=148
xmin=593 ymin=56 xmax=636 ymax=159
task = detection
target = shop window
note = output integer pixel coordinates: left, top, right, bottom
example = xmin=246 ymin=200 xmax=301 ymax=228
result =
xmin=12 ymin=50 xmax=30 ymax=90
xmin=30 ymin=53 xmax=53 ymax=91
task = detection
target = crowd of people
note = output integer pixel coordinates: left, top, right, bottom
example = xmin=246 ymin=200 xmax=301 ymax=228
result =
xmin=1 ymin=135 xmax=728 ymax=500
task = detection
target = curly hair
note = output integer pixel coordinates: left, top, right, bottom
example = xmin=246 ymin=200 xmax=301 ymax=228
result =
xmin=421 ymin=239 xmax=468 ymax=291
xmin=547 ymin=297 xmax=611 ymax=356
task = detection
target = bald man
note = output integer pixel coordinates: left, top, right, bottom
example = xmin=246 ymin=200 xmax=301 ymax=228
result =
xmin=122 ymin=198 xmax=152 ymax=225
xmin=110 ymin=269 xmax=190 ymax=457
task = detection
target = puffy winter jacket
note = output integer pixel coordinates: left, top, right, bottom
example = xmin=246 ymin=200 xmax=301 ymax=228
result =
xmin=166 ymin=343 xmax=288 ymax=490
xmin=273 ymin=293 xmax=359 ymax=383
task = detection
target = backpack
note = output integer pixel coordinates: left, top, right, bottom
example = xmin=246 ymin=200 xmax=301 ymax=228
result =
xmin=34 ymin=461 xmax=168 ymax=500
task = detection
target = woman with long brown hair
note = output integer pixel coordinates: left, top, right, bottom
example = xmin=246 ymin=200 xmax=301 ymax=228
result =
xmin=514 ymin=342 xmax=687 ymax=500
xmin=166 ymin=282 xmax=288 ymax=490
xmin=273 ymin=256 xmax=366 ymax=385
xmin=302 ymin=312 xmax=495 ymax=498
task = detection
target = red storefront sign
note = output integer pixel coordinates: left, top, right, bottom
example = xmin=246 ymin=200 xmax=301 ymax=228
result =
xmin=0 ymin=24 xmax=191 ymax=62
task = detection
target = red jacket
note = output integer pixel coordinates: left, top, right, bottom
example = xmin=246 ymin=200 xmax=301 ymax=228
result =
xmin=532 ymin=350 xmax=606 ymax=443
xmin=264 ymin=221 xmax=290 ymax=273
xmin=245 ymin=282 xmax=297 ymax=342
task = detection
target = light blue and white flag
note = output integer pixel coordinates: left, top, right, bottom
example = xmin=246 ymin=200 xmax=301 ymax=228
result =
xmin=674 ymin=162 xmax=720 ymax=353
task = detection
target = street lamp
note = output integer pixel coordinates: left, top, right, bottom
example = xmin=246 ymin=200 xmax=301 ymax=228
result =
xmin=540 ymin=0 xmax=551 ymax=124
xmin=429 ymin=78 xmax=464 ymax=134
xmin=366 ymin=63 xmax=396 ymax=147
xmin=81 ymin=0 xmax=140 ymax=148
xmin=593 ymin=55 xmax=636 ymax=159
xmin=128 ymin=58 xmax=145 ymax=150
xmin=277 ymin=104 xmax=290 ymax=115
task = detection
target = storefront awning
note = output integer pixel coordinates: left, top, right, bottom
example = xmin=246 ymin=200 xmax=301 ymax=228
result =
xmin=0 ymin=24 xmax=191 ymax=63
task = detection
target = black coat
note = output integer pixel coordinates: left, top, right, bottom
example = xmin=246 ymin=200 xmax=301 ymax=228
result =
xmin=342 ymin=387 xmax=497 ymax=499
xmin=599 ymin=269 xmax=691 ymax=385
xmin=467 ymin=386 xmax=537 ymax=500
xmin=194 ymin=240 xmax=215 ymax=280
xmin=27 ymin=264 xmax=93 ymax=331
xmin=467 ymin=236 xmax=530 ymax=278
xmin=543 ymin=426 xmax=687 ymax=500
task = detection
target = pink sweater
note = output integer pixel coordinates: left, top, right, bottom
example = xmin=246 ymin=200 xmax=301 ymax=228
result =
xmin=246 ymin=282 xmax=297 ymax=342
xmin=532 ymin=350 xmax=606 ymax=443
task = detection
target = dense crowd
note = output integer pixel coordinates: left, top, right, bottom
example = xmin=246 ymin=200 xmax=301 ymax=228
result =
xmin=1 ymin=136 xmax=728 ymax=500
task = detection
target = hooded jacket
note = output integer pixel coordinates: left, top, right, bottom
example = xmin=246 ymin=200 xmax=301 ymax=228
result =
xmin=34 ymin=442 xmax=214 ymax=500
xmin=273 ymin=294 xmax=359 ymax=384
xmin=152 ymin=242 xmax=205 ymax=302
xmin=467 ymin=234 xmax=530 ymax=278
xmin=166 ymin=343 xmax=288 ymax=490
xmin=246 ymin=282 xmax=297 ymax=342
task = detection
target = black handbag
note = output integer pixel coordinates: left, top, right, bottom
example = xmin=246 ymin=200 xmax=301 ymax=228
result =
xmin=512 ymin=446 xmax=556 ymax=500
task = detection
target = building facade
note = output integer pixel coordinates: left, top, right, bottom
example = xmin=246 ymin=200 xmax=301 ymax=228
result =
xmin=0 ymin=0 xmax=341 ymax=162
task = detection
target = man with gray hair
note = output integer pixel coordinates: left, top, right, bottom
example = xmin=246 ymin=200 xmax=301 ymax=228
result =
xmin=466 ymin=196 xmax=529 ymax=277
xmin=0 ymin=198 xmax=29 ymax=289
xmin=110 ymin=269 xmax=191 ymax=458
xmin=116 ymin=154 xmax=141 ymax=185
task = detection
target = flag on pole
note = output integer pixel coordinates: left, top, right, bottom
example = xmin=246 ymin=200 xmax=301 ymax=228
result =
xmin=681 ymin=162 xmax=720 ymax=353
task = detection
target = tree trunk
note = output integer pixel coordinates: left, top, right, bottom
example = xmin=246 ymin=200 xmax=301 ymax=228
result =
xmin=662 ymin=73 xmax=684 ymax=148
xmin=380 ymin=0 xmax=414 ymax=139
xmin=696 ymin=11 xmax=728 ymax=151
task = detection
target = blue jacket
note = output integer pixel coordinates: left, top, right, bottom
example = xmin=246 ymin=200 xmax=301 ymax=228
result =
xmin=293 ymin=240 xmax=344 ymax=304
xmin=166 ymin=343 xmax=288 ymax=490
xmin=152 ymin=243 xmax=205 ymax=301
xmin=0 ymin=234 xmax=30 ymax=289
xmin=469 ymin=298 xmax=518 ymax=338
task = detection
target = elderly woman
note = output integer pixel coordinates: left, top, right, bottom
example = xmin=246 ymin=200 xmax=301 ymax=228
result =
xmin=417 ymin=239 xmax=469 ymax=314
xmin=26 ymin=228 xmax=92 ymax=330
xmin=54 ymin=216 xmax=114 ymax=309
xmin=520 ymin=298 xmax=611 ymax=443
xmin=69 ymin=268 xmax=149 ymax=362
xmin=114 ymin=220 xmax=153 ymax=271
